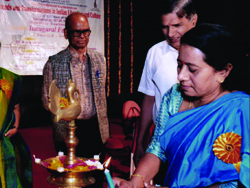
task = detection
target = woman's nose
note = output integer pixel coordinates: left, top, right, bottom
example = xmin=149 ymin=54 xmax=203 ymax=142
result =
xmin=178 ymin=65 xmax=189 ymax=82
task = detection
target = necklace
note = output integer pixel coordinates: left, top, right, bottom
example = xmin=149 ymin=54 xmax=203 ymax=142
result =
xmin=188 ymin=101 xmax=192 ymax=109
xmin=188 ymin=91 xmax=227 ymax=110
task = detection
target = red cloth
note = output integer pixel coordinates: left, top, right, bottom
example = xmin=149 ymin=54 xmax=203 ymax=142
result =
xmin=19 ymin=126 xmax=57 ymax=188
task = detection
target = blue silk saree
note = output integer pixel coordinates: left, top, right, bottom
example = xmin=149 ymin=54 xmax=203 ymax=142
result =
xmin=0 ymin=68 xmax=32 ymax=188
xmin=158 ymin=84 xmax=249 ymax=188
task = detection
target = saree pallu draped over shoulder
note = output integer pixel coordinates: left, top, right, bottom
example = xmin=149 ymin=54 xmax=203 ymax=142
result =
xmin=159 ymin=86 xmax=249 ymax=188
xmin=0 ymin=68 xmax=32 ymax=188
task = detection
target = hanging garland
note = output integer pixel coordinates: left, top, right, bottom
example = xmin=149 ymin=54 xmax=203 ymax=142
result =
xmin=130 ymin=0 xmax=133 ymax=93
xmin=106 ymin=0 xmax=110 ymax=97
xmin=118 ymin=0 xmax=122 ymax=94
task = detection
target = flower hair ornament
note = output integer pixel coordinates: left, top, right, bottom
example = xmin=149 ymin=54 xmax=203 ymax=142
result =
xmin=213 ymin=132 xmax=241 ymax=173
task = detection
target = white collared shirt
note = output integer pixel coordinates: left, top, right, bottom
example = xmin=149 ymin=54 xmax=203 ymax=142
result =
xmin=138 ymin=40 xmax=179 ymax=122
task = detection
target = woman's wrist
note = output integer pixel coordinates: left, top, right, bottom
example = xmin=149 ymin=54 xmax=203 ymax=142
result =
xmin=12 ymin=126 xmax=18 ymax=130
xmin=130 ymin=174 xmax=145 ymax=188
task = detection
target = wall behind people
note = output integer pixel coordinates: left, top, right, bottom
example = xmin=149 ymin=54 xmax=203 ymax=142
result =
xmin=104 ymin=0 xmax=164 ymax=118
xmin=19 ymin=75 xmax=52 ymax=128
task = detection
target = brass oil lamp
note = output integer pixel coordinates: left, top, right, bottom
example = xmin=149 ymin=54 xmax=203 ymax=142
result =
xmin=35 ymin=80 xmax=103 ymax=188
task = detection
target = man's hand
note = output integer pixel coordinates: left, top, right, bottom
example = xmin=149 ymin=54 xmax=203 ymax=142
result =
xmin=134 ymin=94 xmax=155 ymax=167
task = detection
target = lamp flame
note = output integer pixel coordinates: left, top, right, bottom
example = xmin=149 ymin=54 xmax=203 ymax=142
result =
xmin=104 ymin=157 xmax=111 ymax=168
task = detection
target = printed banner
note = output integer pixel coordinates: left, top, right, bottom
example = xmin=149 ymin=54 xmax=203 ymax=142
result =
xmin=0 ymin=0 xmax=104 ymax=75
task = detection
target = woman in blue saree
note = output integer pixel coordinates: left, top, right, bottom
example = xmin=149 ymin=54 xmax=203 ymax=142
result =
xmin=113 ymin=24 xmax=249 ymax=188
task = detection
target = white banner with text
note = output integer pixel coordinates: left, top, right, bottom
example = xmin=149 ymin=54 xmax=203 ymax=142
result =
xmin=0 ymin=0 xmax=104 ymax=75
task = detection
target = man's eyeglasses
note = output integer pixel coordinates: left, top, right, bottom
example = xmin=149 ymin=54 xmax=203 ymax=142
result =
xmin=68 ymin=29 xmax=91 ymax=37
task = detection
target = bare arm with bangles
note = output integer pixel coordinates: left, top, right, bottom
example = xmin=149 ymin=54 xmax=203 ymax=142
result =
xmin=113 ymin=153 xmax=161 ymax=188
xmin=113 ymin=152 xmax=221 ymax=188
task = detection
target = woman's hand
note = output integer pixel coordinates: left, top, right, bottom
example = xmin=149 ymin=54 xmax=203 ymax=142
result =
xmin=113 ymin=177 xmax=135 ymax=188
xmin=4 ymin=104 xmax=20 ymax=138
xmin=113 ymin=178 xmax=169 ymax=188
xmin=5 ymin=127 xmax=18 ymax=138
xmin=144 ymin=182 xmax=168 ymax=188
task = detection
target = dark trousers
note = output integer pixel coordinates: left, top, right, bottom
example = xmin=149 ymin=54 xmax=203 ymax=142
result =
xmin=54 ymin=115 xmax=106 ymax=188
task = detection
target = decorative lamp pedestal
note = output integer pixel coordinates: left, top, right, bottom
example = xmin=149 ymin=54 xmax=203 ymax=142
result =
xmin=35 ymin=80 xmax=102 ymax=188
xmin=38 ymin=121 xmax=98 ymax=188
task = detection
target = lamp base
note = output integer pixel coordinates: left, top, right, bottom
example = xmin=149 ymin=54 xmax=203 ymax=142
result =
xmin=46 ymin=171 xmax=95 ymax=187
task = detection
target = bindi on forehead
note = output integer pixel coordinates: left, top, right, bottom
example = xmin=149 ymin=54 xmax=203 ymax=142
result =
xmin=177 ymin=58 xmax=185 ymax=65
xmin=180 ymin=60 xmax=185 ymax=65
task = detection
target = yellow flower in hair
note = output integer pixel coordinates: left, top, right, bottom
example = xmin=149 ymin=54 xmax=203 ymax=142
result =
xmin=213 ymin=132 xmax=241 ymax=173
xmin=59 ymin=97 xmax=69 ymax=109
xmin=0 ymin=79 xmax=12 ymax=99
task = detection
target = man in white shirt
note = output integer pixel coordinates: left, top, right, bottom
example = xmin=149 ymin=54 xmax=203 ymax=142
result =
xmin=135 ymin=0 xmax=198 ymax=170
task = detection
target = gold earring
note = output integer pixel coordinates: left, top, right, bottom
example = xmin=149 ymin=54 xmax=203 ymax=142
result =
xmin=220 ymin=80 xmax=224 ymax=83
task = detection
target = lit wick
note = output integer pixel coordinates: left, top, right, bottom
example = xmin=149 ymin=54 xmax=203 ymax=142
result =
xmin=94 ymin=154 xmax=100 ymax=161
xmin=58 ymin=151 xmax=64 ymax=156
xmin=33 ymin=155 xmax=41 ymax=164
xmin=104 ymin=157 xmax=115 ymax=188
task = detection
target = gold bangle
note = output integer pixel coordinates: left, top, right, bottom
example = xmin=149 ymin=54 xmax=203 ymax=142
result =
xmin=131 ymin=174 xmax=145 ymax=188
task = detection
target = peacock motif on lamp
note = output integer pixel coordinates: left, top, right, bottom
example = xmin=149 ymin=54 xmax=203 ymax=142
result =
xmin=48 ymin=79 xmax=81 ymax=123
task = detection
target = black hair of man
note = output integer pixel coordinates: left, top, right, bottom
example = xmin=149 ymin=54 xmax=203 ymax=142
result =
xmin=159 ymin=0 xmax=197 ymax=20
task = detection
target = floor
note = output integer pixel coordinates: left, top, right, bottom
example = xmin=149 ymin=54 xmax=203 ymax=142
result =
xmin=19 ymin=118 xmax=132 ymax=188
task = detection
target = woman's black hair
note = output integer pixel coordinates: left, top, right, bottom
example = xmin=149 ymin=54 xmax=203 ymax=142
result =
xmin=180 ymin=23 xmax=245 ymax=91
